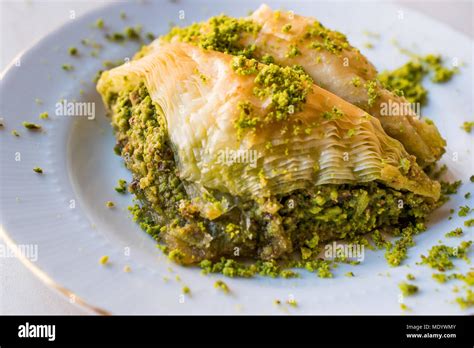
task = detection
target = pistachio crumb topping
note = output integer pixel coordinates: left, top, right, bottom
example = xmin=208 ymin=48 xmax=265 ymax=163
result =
xmin=61 ymin=64 xmax=74 ymax=71
xmin=163 ymin=15 xmax=261 ymax=56
xmin=303 ymin=20 xmax=350 ymax=55
xmin=68 ymin=47 xmax=78 ymax=56
xmin=281 ymin=23 xmax=292 ymax=33
xmin=458 ymin=205 xmax=471 ymax=217
xmin=253 ymin=64 xmax=312 ymax=123
xmin=95 ymin=18 xmax=104 ymax=29
xmin=322 ymin=107 xmax=344 ymax=120
xmin=385 ymin=223 xmax=426 ymax=267
xmin=364 ymin=80 xmax=379 ymax=107
xmin=146 ymin=32 xmax=155 ymax=41
xmin=233 ymin=60 xmax=313 ymax=136
xmin=400 ymin=303 xmax=409 ymax=311
xmin=22 ymin=122 xmax=42 ymax=130
xmin=445 ymin=228 xmax=463 ymax=238
xmin=461 ymin=121 xmax=474 ymax=133
xmin=285 ymin=45 xmax=301 ymax=58
xmin=235 ymin=101 xmax=259 ymax=137
xmin=378 ymin=54 xmax=457 ymax=105
xmin=99 ymin=255 xmax=109 ymax=265
xmin=231 ymin=56 xmax=259 ymax=75
xmin=399 ymin=158 xmax=411 ymax=175
xmin=214 ymin=280 xmax=230 ymax=293
xmin=419 ymin=241 xmax=472 ymax=271
xmin=115 ymin=179 xmax=128 ymax=194
xmin=286 ymin=298 xmax=298 ymax=307
xmin=351 ymin=77 xmax=361 ymax=87
xmin=33 ymin=167 xmax=43 ymax=174
xmin=456 ymin=289 xmax=474 ymax=309
xmin=399 ymin=282 xmax=418 ymax=296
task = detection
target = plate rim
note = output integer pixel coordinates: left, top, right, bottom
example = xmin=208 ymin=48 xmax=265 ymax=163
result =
xmin=1 ymin=0 xmax=472 ymax=315
xmin=0 ymin=1 xmax=119 ymax=316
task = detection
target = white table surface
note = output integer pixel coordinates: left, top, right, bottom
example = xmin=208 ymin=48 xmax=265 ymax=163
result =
xmin=0 ymin=0 xmax=472 ymax=315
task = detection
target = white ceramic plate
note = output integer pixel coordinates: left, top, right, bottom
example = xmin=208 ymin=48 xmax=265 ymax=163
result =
xmin=1 ymin=0 xmax=473 ymax=314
